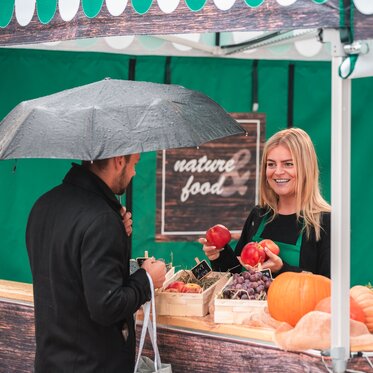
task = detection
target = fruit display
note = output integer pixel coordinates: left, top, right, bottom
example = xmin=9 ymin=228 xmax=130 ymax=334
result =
xmin=219 ymin=270 xmax=273 ymax=300
xmin=163 ymin=270 xmax=223 ymax=294
xmin=259 ymin=239 xmax=280 ymax=258
xmin=156 ymin=270 xmax=230 ymax=317
xmin=164 ymin=281 xmax=187 ymax=292
xmin=240 ymin=239 xmax=280 ymax=267
xmin=350 ymin=284 xmax=373 ymax=332
xmin=205 ymin=224 xmax=231 ymax=249
xmin=240 ymin=242 xmax=266 ymax=267
xmin=267 ymin=271 xmax=331 ymax=327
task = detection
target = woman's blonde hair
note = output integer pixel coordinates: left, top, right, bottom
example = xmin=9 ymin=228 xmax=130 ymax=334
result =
xmin=259 ymin=128 xmax=330 ymax=240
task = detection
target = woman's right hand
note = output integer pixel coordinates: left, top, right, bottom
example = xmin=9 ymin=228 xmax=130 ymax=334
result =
xmin=198 ymin=237 xmax=222 ymax=261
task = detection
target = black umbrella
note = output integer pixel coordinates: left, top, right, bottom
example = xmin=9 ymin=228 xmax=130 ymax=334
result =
xmin=0 ymin=78 xmax=244 ymax=160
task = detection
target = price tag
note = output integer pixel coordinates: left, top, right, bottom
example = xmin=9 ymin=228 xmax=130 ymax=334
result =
xmin=260 ymin=268 xmax=273 ymax=279
xmin=191 ymin=258 xmax=212 ymax=280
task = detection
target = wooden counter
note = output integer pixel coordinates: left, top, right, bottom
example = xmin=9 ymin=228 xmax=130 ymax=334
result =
xmin=1 ymin=280 xmax=372 ymax=373
xmin=0 ymin=279 xmax=33 ymax=303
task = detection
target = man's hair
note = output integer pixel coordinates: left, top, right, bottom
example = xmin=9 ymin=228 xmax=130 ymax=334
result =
xmin=82 ymin=155 xmax=132 ymax=170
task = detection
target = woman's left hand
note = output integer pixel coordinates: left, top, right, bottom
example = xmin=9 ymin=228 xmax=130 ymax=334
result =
xmin=261 ymin=247 xmax=283 ymax=273
xmin=120 ymin=206 xmax=133 ymax=237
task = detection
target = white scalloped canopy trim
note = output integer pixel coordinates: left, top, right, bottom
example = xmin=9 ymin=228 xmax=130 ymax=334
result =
xmin=353 ymin=0 xmax=373 ymax=15
xmin=106 ymin=0 xmax=128 ymax=16
xmin=157 ymin=0 xmax=180 ymax=14
xmin=104 ymin=35 xmax=135 ymax=49
xmin=294 ymin=38 xmax=323 ymax=57
xmin=213 ymin=0 xmax=236 ymax=11
xmin=10 ymin=0 xmax=330 ymax=25
xmin=276 ymin=0 xmax=297 ymax=6
xmin=59 ymin=0 xmax=80 ymax=22
xmin=15 ymin=0 xmax=35 ymax=26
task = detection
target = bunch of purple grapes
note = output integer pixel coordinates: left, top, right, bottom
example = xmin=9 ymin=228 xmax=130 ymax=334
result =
xmin=222 ymin=270 xmax=273 ymax=300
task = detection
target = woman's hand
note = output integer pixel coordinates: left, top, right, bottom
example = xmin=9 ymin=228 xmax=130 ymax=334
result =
xmin=261 ymin=247 xmax=283 ymax=273
xmin=198 ymin=237 xmax=222 ymax=261
xmin=237 ymin=256 xmax=257 ymax=271
xmin=120 ymin=206 xmax=132 ymax=237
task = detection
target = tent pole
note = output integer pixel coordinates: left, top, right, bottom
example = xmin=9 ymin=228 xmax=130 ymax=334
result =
xmin=330 ymin=44 xmax=351 ymax=372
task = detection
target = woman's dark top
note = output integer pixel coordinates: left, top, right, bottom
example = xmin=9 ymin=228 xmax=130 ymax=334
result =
xmin=210 ymin=206 xmax=331 ymax=278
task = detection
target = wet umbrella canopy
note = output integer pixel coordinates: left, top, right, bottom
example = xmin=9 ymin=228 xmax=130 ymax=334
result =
xmin=0 ymin=79 xmax=244 ymax=160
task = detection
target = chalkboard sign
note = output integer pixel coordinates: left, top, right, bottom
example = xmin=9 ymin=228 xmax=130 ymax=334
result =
xmin=260 ymin=268 xmax=273 ymax=279
xmin=156 ymin=113 xmax=266 ymax=242
xmin=191 ymin=259 xmax=212 ymax=280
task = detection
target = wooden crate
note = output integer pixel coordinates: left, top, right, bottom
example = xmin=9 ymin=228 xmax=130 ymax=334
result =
xmin=155 ymin=270 xmax=229 ymax=317
xmin=214 ymin=277 xmax=267 ymax=324
xmin=164 ymin=266 xmax=175 ymax=283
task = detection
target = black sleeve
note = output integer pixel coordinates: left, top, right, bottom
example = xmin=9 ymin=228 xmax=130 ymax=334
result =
xmin=210 ymin=206 xmax=262 ymax=273
xmin=315 ymin=212 xmax=331 ymax=277
xmin=80 ymin=212 xmax=151 ymax=326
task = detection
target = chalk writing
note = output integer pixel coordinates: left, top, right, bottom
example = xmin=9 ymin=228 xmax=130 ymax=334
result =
xmin=191 ymin=260 xmax=212 ymax=280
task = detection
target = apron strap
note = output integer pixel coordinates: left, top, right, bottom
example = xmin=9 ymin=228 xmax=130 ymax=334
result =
xmin=252 ymin=213 xmax=303 ymax=267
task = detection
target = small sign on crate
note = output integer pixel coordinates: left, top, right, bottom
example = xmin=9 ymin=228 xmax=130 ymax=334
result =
xmin=191 ymin=257 xmax=212 ymax=280
xmin=260 ymin=268 xmax=272 ymax=279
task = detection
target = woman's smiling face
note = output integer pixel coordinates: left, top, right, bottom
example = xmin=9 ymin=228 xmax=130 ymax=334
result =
xmin=265 ymin=145 xmax=297 ymax=199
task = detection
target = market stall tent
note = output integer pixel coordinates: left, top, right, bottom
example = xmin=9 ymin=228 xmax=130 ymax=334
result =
xmin=1 ymin=1 xmax=373 ymax=372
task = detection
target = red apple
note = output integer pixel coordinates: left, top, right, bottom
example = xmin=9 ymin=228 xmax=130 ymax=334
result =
xmin=260 ymin=239 xmax=280 ymax=260
xmin=205 ymin=224 xmax=231 ymax=250
xmin=165 ymin=281 xmax=185 ymax=292
xmin=240 ymin=242 xmax=266 ymax=267
xmin=181 ymin=283 xmax=202 ymax=293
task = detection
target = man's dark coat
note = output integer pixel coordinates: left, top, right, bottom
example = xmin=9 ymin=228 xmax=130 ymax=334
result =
xmin=26 ymin=164 xmax=151 ymax=373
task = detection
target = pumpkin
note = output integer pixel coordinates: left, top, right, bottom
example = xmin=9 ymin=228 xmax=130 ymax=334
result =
xmin=267 ymin=271 xmax=331 ymax=327
xmin=314 ymin=296 xmax=366 ymax=324
xmin=350 ymin=285 xmax=373 ymax=332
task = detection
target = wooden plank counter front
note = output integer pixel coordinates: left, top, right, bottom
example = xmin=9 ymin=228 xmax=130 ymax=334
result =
xmin=1 ymin=279 xmax=372 ymax=373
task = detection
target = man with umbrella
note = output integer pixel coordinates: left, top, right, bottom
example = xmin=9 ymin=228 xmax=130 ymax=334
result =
xmin=0 ymin=78 xmax=244 ymax=373
xmin=26 ymin=153 xmax=166 ymax=373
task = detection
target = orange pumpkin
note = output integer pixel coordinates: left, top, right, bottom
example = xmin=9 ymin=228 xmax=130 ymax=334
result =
xmin=267 ymin=271 xmax=331 ymax=327
xmin=350 ymin=285 xmax=373 ymax=332
xmin=314 ymin=296 xmax=366 ymax=324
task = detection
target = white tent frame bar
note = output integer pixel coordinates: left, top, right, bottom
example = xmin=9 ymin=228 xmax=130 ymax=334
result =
xmin=324 ymin=28 xmax=351 ymax=373
xmin=155 ymin=29 xmax=320 ymax=57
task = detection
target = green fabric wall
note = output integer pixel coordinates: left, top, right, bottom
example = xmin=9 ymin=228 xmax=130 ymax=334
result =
xmin=0 ymin=48 xmax=371 ymax=286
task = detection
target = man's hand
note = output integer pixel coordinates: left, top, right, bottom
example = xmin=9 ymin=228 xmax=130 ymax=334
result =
xmin=120 ymin=207 xmax=132 ymax=237
xmin=141 ymin=258 xmax=166 ymax=289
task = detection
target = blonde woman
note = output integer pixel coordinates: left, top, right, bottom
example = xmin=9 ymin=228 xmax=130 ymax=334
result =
xmin=200 ymin=128 xmax=331 ymax=277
